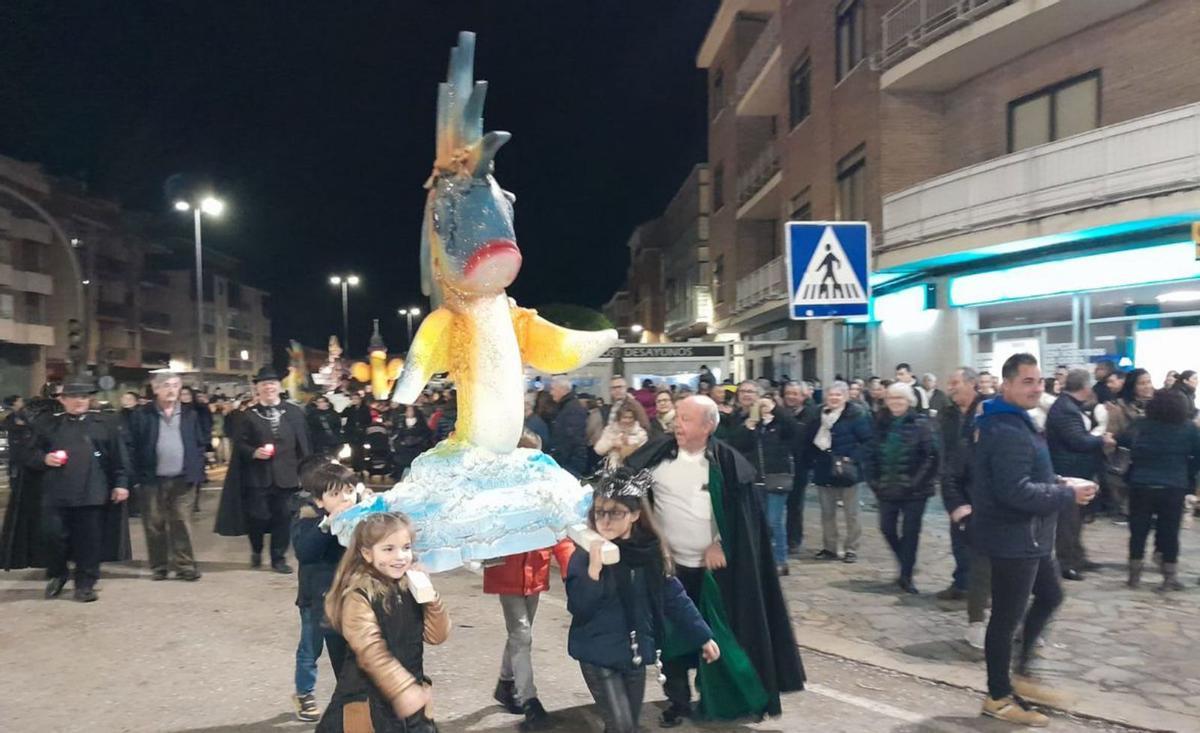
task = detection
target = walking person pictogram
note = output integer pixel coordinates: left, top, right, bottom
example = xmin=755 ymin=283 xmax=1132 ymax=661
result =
xmin=817 ymin=243 xmax=844 ymax=299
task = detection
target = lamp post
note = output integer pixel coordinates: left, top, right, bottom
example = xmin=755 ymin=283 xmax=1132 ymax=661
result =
xmin=397 ymin=307 xmax=422 ymax=347
xmin=630 ymin=323 xmax=644 ymax=343
xmin=174 ymin=196 xmax=225 ymax=374
xmin=330 ymin=274 xmax=360 ymax=354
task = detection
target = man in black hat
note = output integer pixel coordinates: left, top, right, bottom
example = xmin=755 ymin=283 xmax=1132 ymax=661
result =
xmin=26 ymin=374 xmax=131 ymax=602
xmin=217 ymin=366 xmax=310 ymax=572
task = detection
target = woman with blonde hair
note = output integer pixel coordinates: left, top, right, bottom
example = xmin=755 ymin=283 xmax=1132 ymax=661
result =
xmin=318 ymin=512 xmax=450 ymax=733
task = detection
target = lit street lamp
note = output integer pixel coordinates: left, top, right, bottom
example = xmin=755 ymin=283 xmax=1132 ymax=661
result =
xmin=630 ymin=323 xmax=644 ymax=342
xmin=330 ymin=274 xmax=361 ymax=354
xmin=398 ymin=307 xmax=422 ymax=346
xmin=174 ymin=196 xmax=225 ymax=374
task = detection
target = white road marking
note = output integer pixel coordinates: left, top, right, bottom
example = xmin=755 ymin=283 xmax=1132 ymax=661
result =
xmin=807 ymin=683 xmax=981 ymax=733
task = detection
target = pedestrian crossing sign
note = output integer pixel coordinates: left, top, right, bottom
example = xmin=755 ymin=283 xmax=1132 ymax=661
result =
xmin=786 ymin=221 xmax=871 ymax=319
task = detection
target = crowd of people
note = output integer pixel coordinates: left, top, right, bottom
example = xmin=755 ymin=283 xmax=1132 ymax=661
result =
xmin=0 ymin=355 xmax=1197 ymax=730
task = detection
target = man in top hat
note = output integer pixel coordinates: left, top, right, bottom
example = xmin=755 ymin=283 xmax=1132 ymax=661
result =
xmin=26 ymin=374 xmax=131 ymax=602
xmin=217 ymin=366 xmax=310 ymax=572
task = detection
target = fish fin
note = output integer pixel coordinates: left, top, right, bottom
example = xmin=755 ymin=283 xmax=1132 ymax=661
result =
xmin=512 ymin=305 xmax=618 ymax=373
xmin=350 ymin=362 xmax=371 ymax=384
xmin=391 ymin=307 xmax=453 ymax=405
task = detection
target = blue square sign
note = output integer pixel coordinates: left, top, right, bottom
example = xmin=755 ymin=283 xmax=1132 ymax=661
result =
xmin=786 ymin=221 xmax=872 ymax=320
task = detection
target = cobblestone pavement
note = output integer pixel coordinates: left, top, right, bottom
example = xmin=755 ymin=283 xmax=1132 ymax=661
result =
xmin=781 ymin=492 xmax=1200 ymax=731
xmin=0 ymin=485 xmax=1190 ymax=732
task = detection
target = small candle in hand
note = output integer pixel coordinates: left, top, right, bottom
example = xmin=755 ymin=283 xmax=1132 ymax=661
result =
xmin=51 ymin=450 xmax=68 ymax=464
xmin=262 ymin=443 xmax=276 ymax=457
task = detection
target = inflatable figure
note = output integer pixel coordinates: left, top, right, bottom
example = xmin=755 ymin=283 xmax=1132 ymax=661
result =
xmin=331 ymin=32 xmax=617 ymax=571
xmin=282 ymin=339 xmax=318 ymax=403
xmin=350 ymin=319 xmax=404 ymax=399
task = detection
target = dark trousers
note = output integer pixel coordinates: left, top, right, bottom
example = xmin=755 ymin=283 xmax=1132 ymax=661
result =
xmin=141 ymin=476 xmax=196 ymax=574
xmin=44 ymin=504 xmax=104 ymax=590
xmin=248 ymin=487 xmax=294 ymax=563
xmin=949 ymin=517 xmax=971 ymax=592
xmin=580 ymin=662 xmax=646 ymax=733
xmin=985 ymin=555 xmax=1063 ymax=699
xmin=878 ymin=497 xmax=927 ymax=581
xmin=787 ymin=472 xmax=808 ymax=549
xmin=663 ymin=563 xmax=706 ymax=708
xmin=1128 ymin=486 xmax=1187 ymax=564
xmin=1055 ymin=502 xmax=1087 ymax=571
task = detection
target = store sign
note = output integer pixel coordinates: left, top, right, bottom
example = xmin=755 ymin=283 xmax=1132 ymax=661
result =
xmin=786 ymin=222 xmax=871 ymax=319
xmin=600 ymin=344 xmax=726 ymax=360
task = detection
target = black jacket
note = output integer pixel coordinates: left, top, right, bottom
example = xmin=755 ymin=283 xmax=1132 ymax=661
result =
xmin=867 ymin=410 xmax=939 ymax=501
xmin=550 ymin=393 xmax=589 ymax=478
xmin=26 ymin=411 xmax=130 ymax=507
xmin=390 ymin=417 xmax=433 ymax=476
xmin=801 ymin=403 xmax=873 ymax=486
xmin=973 ymin=398 xmax=1075 ymax=559
xmin=307 ymin=408 xmax=344 ymax=453
xmin=939 ymin=395 xmax=983 ymax=513
xmin=235 ymin=402 xmax=311 ymax=489
xmin=1127 ymin=419 xmax=1200 ymax=489
xmin=127 ymin=403 xmax=208 ymax=487
xmin=726 ymin=410 xmax=796 ymax=485
xmin=291 ymin=499 xmax=346 ymax=608
xmin=1046 ymin=394 xmax=1105 ymax=480
xmin=626 ymin=436 xmax=805 ymax=715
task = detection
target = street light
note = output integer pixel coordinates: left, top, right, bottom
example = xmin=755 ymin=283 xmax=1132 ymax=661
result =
xmin=330 ymin=274 xmax=361 ymax=354
xmin=630 ymin=323 xmax=644 ymax=342
xmin=398 ymin=307 xmax=422 ymax=346
xmin=174 ymin=195 xmax=225 ymax=374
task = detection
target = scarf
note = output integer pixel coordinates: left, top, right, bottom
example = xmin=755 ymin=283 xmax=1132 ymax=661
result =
xmin=612 ymin=531 xmax=667 ymax=664
xmin=254 ymin=403 xmax=282 ymax=439
xmin=814 ymin=405 xmax=844 ymax=452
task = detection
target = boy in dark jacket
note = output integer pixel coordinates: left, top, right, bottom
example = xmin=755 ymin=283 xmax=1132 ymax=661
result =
xmin=289 ymin=459 xmax=356 ymax=722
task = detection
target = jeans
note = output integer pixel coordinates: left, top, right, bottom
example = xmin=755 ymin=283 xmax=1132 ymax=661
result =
xmin=949 ymin=517 xmax=971 ymax=592
xmin=787 ymin=472 xmax=808 ymax=549
xmin=248 ymin=487 xmax=294 ymax=563
xmin=141 ymin=476 xmax=197 ymax=574
xmin=580 ymin=662 xmax=646 ymax=733
xmin=817 ymin=484 xmax=861 ymax=553
xmin=764 ymin=491 xmax=790 ymax=565
xmin=498 ymin=593 xmax=540 ymax=704
xmin=43 ymin=504 xmax=104 ymax=590
xmin=1128 ymin=485 xmax=1187 ymax=563
xmin=295 ymin=605 xmax=348 ymax=694
xmin=985 ymin=555 xmax=1063 ymax=699
xmin=663 ymin=564 xmax=705 ymax=707
xmin=878 ymin=497 xmax=927 ymax=581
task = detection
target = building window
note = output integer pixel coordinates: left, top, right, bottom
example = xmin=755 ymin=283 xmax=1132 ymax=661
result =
xmin=713 ymin=254 xmax=725 ymax=304
xmin=836 ymin=0 xmax=865 ymax=82
xmin=711 ymin=68 xmax=725 ymax=119
xmin=23 ymin=291 xmax=44 ymax=324
xmin=1008 ymin=71 xmax=1100 ymax=152
xmin=790 ymin=190 xmax=812 ymax=220
xmin=789 ymin=58 xmax=811 ymax=128
xmin=713 ymin=164 xmax=725 ymax=211
xmin=836 ymin=146 xmax=867 ymax=221
xmin=0 ymin=293 xmax=13 ymax=320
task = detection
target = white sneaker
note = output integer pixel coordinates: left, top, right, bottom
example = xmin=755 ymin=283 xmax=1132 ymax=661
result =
xmin=965 ymin=622 xmax=986 ymax=649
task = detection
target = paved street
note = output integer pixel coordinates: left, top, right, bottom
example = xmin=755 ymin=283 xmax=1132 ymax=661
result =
xmin=0 ymin=483 xmax=1194 ymax=732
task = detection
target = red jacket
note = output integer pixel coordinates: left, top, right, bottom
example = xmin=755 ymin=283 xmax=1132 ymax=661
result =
xmin=483 ymin=539 xmax=575 ymax=596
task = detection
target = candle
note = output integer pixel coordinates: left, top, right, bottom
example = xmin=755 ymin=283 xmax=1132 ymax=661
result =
xmin=51 ymin=450 xmax=68 ymax=464
xmin=262 ymin=443 xmax=276 ymax=457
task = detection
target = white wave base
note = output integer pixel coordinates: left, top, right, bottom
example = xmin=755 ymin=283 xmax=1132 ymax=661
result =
xmin=330 ymin=441 xmax=593 ymax=573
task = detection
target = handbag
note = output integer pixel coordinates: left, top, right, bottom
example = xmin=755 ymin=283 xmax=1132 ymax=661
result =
xmin=830 ymin=453 xmax=860 ymax=487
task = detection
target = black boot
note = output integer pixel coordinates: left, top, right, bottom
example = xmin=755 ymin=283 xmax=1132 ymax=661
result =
xmin=493 ymin=679 xmax=522 ymax=714
xmin=518 ymin=698 xmax=552 ymax=731
xmin=44 ymin=576 xmax=68 ymax=599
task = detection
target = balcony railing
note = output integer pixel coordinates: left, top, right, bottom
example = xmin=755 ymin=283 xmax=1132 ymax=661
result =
xmin=735 ymin=255 xmax=789 ymax=312
xmin=737 ymin=141 xmax=781 ymax=208
xmin=141 ymin=311 xmax=171 ymax=331
xmin=883 ymin=102 xmax=1200 ymax=250
xmin=735 ymin=12 xmax=781 ymax=103
xmin=879 ymin=0 xmax=1011 ymax=70
xmin=665 ymin=286 xmax=714 ymax=334
xmin=141 ymin=350 xmax=171 ymax=366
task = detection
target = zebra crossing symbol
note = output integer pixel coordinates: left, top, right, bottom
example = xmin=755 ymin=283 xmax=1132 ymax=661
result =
xmin=786 ymin=222 xmax=871 ymax=320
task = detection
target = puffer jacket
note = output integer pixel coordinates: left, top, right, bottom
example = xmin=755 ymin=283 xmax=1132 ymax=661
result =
xmin=867 ymin=410 xmax=939 ymax=501
xmin=801 ymin=403 xmax=873 ymax=486
xmin=1045 ymin=393 xmax=1105 ymax=480
xmin=972 ymin=398 xmax=1075 ymax=559
xmin=483 ymin=539 xmax=574 ymax=596
xmin=1127 ymin=418 xmax=1200 ymax=489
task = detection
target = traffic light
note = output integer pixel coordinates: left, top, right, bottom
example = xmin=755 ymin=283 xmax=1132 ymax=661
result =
xmin=67 ymin=318 xmax=84 ymax=365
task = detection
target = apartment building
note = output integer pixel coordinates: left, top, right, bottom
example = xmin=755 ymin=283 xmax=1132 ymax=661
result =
xmin=699 ymin=0 xmax=1200 ymax=382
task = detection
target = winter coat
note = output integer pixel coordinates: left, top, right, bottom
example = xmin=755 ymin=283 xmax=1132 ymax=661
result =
xmin=307 ymin=408 xmax=344 ymax=453
xmin=801 ymin=403 xmax=873 ymax=487
xmin=867 ymin=410 xmax=939 ymax=502
xmin=483 ymin=539 xmax=574 ymax=596
xmin=291 ymin=500 xmax=345 ymax=608
xmin=525 ymin=414 xmax=550 ymax=450
xmin=235 ymin=402 xmax=312 ymax=489
xmin=550 ymin=393 xmax=590 ymax=478
xmin=27 ymin=411 xmax=130 ymax=507
xmin=1046 ymin=394 xmax=1106 ymax=480
xmin=648 ymin=412 xmax=675 ymax=441
xmin=1126 ymin=419 xmax=1200 ymax=490
xmin=565 ymin=546 xmax=711 ymax=671
xmin=726 ymin=410 xmax=796 ymax=488
xmin=594 ymin=422 xmax=649 ymax=469
xmin=390 ymin=416 xmax=433 ymax=477
xmin=972 ymin=398 xmax=1075 ymax=559
xmin=127 ymin=403 xmax=208 ymax=487
xmin=939 ymin=396 xmax=983 ymax=513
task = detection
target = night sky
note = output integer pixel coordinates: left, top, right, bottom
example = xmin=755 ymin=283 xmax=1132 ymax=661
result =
xmin=0 ymin=1 xmax=718 ymax=358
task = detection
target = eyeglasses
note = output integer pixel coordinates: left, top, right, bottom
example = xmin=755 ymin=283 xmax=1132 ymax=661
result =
xmin=594 ymin=509 xmax=630 ymax=521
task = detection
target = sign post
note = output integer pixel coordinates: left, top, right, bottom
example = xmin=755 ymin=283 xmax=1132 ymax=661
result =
xmin=785 ymin=221 xmax=871 ymax=320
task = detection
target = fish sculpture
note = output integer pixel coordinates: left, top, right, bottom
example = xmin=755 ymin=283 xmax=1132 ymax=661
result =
xmin=332 ymin=32 xmax=617 ymax=571
xmin=351 ymin=319 xmax=404 ymax=399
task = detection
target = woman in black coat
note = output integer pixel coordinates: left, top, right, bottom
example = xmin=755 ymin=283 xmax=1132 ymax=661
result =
xmin=390 ymin=405 xmax=434 ymax=479
xmin=867 ymin=382 xmax=939 ymax=594
xmin=1124 ymin=388 xmax=1200 ymax=591
xmin=306 ymin=395 xmax=344 ymax=457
